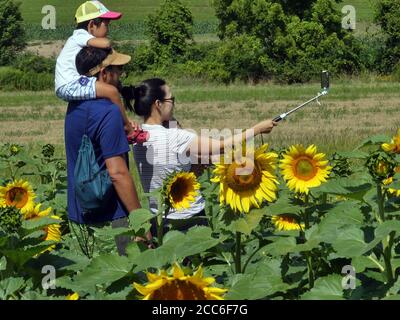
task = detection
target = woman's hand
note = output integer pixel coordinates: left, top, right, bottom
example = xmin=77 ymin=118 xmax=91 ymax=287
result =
xmin=254 ymin=119 xmax=278 ymax=135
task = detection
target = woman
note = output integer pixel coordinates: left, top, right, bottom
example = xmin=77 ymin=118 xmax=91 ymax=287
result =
xmin=122 ymin=78 xmax=277 ymax=233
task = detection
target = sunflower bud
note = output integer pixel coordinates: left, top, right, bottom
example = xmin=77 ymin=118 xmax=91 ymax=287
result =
xmin=9 ymin=144 xmax=21 ymax=156
xmin=56 ymin=161 xmax=66 ymax=171
xmin=330 ymin=153 xmax=352 ymax=177
xmin=365 ymin=151 xmax=395 ymax=182
xmin=0 ymin=205 xmax=22 ymax=233
xmin=15 ymin=160 xmax=26 ymax=168
xmin=42 ymin=144 xmax=55 ymax=158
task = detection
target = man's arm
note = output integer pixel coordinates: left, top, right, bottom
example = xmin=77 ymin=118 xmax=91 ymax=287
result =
xmin=87 ymin=37 xmax=111 ymax=49
xmin=105 ymin=155 xmax=141 ymax=212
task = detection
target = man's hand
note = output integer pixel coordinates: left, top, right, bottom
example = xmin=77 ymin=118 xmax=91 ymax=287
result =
xmin=134 ymin=231 xmax=154 ymax=249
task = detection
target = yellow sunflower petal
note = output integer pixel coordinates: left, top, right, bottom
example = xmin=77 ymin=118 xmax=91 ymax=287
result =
xmin=134 ymin=264 xmax=227 ymax=300
xmin=211 ymin=144 xmax=278 ymax=213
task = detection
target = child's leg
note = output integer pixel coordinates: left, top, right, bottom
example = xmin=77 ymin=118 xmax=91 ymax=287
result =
xmin=96 ymin=81 xmax=134 ymax=134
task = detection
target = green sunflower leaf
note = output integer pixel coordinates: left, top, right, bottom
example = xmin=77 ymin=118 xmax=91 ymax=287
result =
xmin=0 ymin=277 xmax=26 ymax=300
xmin=72 ymin=254 xmax=132 ymax=288
xmin=128 ymin=208 xmax=153 ymax=233
xmin=226 ymin=258 xmax=289 ymax=299
xmin=331 ymin=226 xmax=367 ymax=258
xmin=355 ymin=134 xmax=391 ymax=150
xmin=301 ymin=274 xmax=344 ymax=300
xmin=229 ymin=209 xmax=266 ymax=235
xmin=133 ymin=226 xmax=220 ymax=271
xmin=261 ymin=236 xmax=297 ymax=256
xmin=314 ymin=176 xmax=372 ymax=201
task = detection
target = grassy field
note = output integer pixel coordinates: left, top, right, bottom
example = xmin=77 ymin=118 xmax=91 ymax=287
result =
xmin=20 ymin=0 xmax=218 ymax=40
xmin=1 ymin=78 xmax=400 ymax=156
xmin=19 ymin=0 xmax=376 ymax=40
xmin=341 ymin=0 xmax=375 ymax=22
xmin=20 ymin=0 xmax=217 ymax=23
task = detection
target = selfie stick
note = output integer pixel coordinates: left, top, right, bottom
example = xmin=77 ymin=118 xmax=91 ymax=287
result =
xmin=273 ymin=71 xmax=330 ymax=122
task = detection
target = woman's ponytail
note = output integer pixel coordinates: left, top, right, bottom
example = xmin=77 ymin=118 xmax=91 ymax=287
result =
xmin=120 ymin=78 xmax=167 ymax=118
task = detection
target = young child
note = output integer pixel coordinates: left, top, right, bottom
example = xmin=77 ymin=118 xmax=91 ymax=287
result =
xmin=55 ymin=1 xmax=134 ymax=135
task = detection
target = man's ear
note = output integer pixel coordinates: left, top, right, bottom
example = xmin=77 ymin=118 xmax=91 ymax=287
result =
xmin=99 ymin=68 xmax=107 ymax=81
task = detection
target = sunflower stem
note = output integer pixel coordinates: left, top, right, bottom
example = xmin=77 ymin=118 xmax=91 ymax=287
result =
xmin=157 ymin=208 xmax=166 ymax=247
xmin=303 ymin=193 xmax=310 ymax=230
xmin=7 ymin=160 xmax=16 ymax=180
xmin=242 ymin=245 xmax=263 ymax=274
xmin=383 ymin=231 xmax=395 ymax=285
xmin=302 ymin=193 xmax=315 ymax=288
xmin=376 ymin=184 xmax=385 ymax=222
xmin=376 ymin=184 xmax=395 ymax=284
xmin=235 ymin=232 xmax=242 ymax=274
xmin=321 ymin=192 xmax=327 ymax=205
xmin=156 ymin=191 xmax=167 ymax=246
xmin=306 ymin=253 xmax=315 ymax=289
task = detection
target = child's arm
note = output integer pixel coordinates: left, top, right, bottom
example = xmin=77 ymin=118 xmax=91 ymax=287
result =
xmin=87 ymin=37 xmax=111 ymax=49
xmin=96 ymin=81 xmax=134 ymax=135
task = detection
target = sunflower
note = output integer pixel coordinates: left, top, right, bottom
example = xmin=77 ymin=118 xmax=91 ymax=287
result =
xmin=279 ymin=144 xmax=332 ymax=194
xmin=383 ymin=166 xmax=400 ymax=197
xmin=272 ymin=215 xmax=304 ymax=231
xmin=382 ymin=129 xmax=400 ymax=154
xmin=165 ymin=172 xmax=200 ymax=211
xmin=0 ymin=179 xmax=35 ymax=214
xmin=211 ymin=144 xmax=279 ymax=213
xmin=23 ymin=203 xmax=62 ymax=250
xmin=66 ymin=292 xmax=79 ymax=300
xmin=133 ymin=263 xmax=227 ymax=300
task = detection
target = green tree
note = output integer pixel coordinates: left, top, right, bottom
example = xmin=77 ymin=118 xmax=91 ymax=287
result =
xmin=146 ymin=0 xmax=194 ymax=63
xmin=0 ymin=0 xmax=25 ymax=66
xmin=375 ymin=0 xmax=400 ymax=73
xmin=214 ymin=0 xmax=361 ymax=82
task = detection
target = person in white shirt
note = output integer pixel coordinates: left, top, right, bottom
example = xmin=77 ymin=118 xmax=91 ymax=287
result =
xmin=121 ymin=78 xmax=278 ymax=233
xmin=55 ymin=1 xmax=134 ymax=135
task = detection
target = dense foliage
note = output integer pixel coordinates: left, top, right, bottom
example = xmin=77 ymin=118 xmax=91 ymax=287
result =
xmin=0 ymin=0 xmax=25 ymax=66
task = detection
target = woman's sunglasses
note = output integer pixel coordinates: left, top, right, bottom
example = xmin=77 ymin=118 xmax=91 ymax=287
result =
xmin=162 ymin=96 xmax=175 ymax=106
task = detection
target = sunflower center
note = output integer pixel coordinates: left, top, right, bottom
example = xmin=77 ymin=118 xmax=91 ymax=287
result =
xmin=394 ymin=137 xmax=400 ymax=153
xmin=151 ymin=280 xmax=207 ymax=300
xmin=294 ymin=157 xmax=317 ymax=181
xmin=376 ymin=161 xmax=389 ymax=175
xmin=5 ymin=187 xmax=28 ymax=208
xmin=170 ymin=178 xmax=192 ymax=203
xmin=226 ymin=158 xmax=261 ymax=191
xmin=280 ymin=216 xmax=295 ymax=223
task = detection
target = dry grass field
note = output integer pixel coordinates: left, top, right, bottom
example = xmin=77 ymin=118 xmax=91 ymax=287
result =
xmin=1 ymin=79 xmax=400 ymax=156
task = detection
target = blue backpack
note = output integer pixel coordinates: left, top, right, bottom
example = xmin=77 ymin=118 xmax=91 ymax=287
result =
xmin=74 ymin=108 xmax=114 ymax=214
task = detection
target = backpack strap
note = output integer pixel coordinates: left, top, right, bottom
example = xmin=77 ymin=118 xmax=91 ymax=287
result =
xmin=82 ymin=104 xmax=107 ymax=170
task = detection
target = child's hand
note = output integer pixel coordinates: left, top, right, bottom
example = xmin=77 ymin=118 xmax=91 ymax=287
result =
xmin=124 ymin=121 xmax=134 ymax=135
xmin=130 ymin=120 xmax=141 ymax=131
